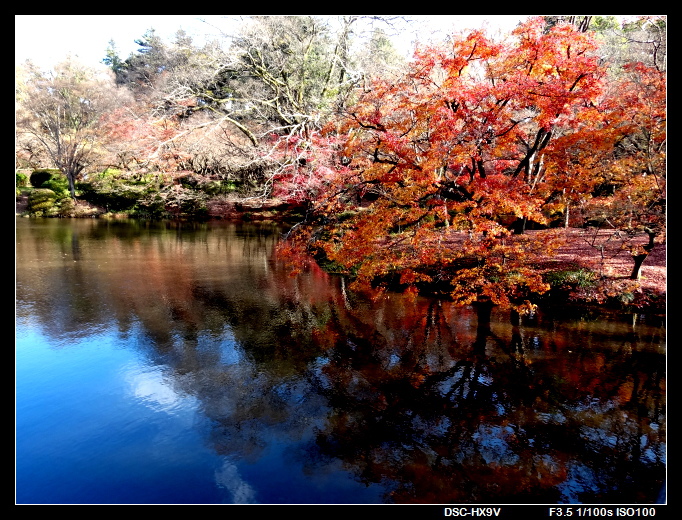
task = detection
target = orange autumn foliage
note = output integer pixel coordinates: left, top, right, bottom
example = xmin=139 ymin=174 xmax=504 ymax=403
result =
xmin=278 ymin=18 xmax=664 ymax=311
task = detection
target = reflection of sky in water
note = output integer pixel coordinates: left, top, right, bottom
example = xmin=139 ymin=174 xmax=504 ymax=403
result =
xmin=387 ymin=353 xmax=401 ymax=369
xmin=219 ymin=337 xmax=244 ymax=365
xmin=215 ymin=460 xmax=258 ymax=504
xmin=472 ymin=425 xmax=520 ymax=466
xmin=15 ymin=318 xmax=381 ymax=503
xmin=16 ymin=322 xmax=230 ymax=504
xmin=558 ymin=463 xmax=597 ymax=504
xmin=124 ymin=364 xmax=199 ymax=414
xmin=311 ymin=355 xmax=332 ymax=390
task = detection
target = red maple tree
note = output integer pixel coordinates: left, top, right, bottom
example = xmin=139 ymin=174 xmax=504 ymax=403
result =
xmin=277 ymin=18 xmax=664 ymax=311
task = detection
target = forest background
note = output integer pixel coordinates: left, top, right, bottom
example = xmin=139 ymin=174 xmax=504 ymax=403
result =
xmin=15 ymin=15 xmax=666 ymax=313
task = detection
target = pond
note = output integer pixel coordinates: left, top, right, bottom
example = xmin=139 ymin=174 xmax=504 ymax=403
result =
xmin=15 ymin=217 xmax=666 ymax=505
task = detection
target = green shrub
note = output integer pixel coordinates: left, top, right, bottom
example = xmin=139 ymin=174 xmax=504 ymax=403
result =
xmin=30 ymin=169 xmax=62 ymax=188
xmin=135 ymin=187 xmax=210 ymax=219
xmin=16 ymin=172 xmax=28 ymax=187
xmin=134 ymin=194 xmax=169 ymax=219
xmin=79 ymin=182 xmax=149 ymax=211
xmin=27 ymin=188 xmax=58 ymax=215
xmin=199 ymin=179 xmax=240 ymax=195
xmin=176 ymin=190 xmax=209 ymax=218
xmin=42 ymin=176 xmax=70 ymax=197
xmin=183 ymin=201 xmax=209 ymax=219
xmin=545 ymin=267 xmax=597 ymax=289
xmin=100 ymin=168 xmax=123 ymax=177
xmin=200 ymin=179 xmax=242 ymax=194
xmin=222 ymin=180 xmax=239 ymax=192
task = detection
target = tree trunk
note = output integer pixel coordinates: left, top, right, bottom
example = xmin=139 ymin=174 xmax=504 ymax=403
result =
xmin=67 ymin=173 xmax=76 ymax=199
xmin=475 ymin=296 xmax=494 ymax=332
xmin=512 ymin=217 xmax=527 ymax=235
xmin=630 ymin=254 xmax=648 ymax=280
xmin=629 ymin=229 xmax=657 ymax=280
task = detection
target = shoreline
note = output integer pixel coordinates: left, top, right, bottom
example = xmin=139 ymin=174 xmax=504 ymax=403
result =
xmin=16 ymin=198 xmax=666 ymax=315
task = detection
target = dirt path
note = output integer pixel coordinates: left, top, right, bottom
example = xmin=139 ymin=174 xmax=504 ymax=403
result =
xmin=425 ymin=227 xmax=666 ymax=299
xmin=546 ymin=228 xmax=666 ymax=295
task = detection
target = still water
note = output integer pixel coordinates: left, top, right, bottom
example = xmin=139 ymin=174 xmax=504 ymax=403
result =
xmin=15 ymin=218 xmax=665 ymax=504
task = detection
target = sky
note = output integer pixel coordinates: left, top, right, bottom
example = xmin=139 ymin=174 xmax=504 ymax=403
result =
xmin=15 ymin=15 xmax=529 ymax=71
xmin=15 ymin=15 xmax=231 ymax=70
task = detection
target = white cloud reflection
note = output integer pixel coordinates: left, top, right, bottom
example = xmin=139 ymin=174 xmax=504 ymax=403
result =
xmin=124 ymin=364 xmax=197 ymax=415
xmin=215 ymin=459 xmax=258 ymax=504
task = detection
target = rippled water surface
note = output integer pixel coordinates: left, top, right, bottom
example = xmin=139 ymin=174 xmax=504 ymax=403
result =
xmin=15 ymin=218 xmax=666 ymax=504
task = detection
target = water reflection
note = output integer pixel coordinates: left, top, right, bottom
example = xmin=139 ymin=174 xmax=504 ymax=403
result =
xmin=15 ymin=218 xmax=665 ymax=504
xmin=306 ymin=309 xmax=665 ymax=503
xmin=215 ymin=459 xmax=258 ymax=504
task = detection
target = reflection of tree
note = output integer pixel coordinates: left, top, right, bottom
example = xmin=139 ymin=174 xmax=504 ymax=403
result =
xmin=305 ymin=296 xmax=665 ymax=504
xmin=16 ymin=219 xmax=112 ymax=338
xmin=16 ymin=219 xmax=665 ymax=503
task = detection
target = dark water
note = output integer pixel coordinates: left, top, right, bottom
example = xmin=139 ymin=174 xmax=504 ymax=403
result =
xmin=15 ymin=218 xmax=666 ymax=505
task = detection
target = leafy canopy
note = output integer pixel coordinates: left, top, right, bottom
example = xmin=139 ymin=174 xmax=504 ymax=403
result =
xmin=278 ymin=17 xmax=630 ymax=311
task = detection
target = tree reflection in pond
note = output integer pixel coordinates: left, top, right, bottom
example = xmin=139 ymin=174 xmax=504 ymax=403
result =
xmin=306 ymin=302 xmax=664 ymax=504
xmin=16 ymin=218 xmax=665 ymax=504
